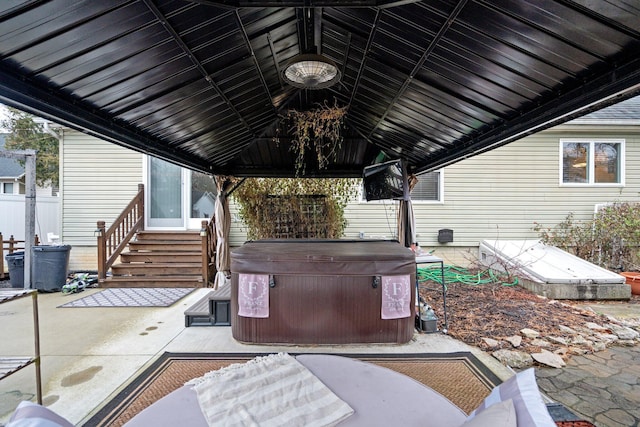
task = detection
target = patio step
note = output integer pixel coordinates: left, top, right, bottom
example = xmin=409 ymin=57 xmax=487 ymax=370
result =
xmin=184 ymin=285 xmax=231 ymax=327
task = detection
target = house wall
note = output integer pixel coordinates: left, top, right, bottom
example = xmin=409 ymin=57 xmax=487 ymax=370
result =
xmin=61 ymin=130 xmax=143 ymax=271
xmin=0 ymin=179 xmax=22 ymax=194
xmin=61 ymin=123 xmax=639 ymax=270
xmin=340 ymin=124 xmax=640 ymax=265
xmin=0 ymin=180 xmax=56 ymax=196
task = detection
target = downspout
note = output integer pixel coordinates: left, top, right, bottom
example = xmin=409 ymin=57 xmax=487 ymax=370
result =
xmin=41 ymin=121 xmax=63 ymax=243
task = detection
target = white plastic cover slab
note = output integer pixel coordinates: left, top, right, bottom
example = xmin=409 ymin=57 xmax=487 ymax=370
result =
xmin=479 ymin=239 xmax=625 ymax=285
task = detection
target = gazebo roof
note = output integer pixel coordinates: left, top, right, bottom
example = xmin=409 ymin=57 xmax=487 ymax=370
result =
xmin=1 ymin=1 xmax=639 ymax=177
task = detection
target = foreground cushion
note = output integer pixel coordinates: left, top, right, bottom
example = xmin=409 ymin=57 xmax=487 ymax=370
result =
xmin=460 ymin=399 xmax=517 ymax=427
xmin=467 ymin=368 xmax=556 ymax=427
xmin=7 ymin=401 xmax=73 ymax=427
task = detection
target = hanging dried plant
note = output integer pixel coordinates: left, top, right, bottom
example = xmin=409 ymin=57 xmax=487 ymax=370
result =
xmin=283 ymin=100 xmax=348 ymax=176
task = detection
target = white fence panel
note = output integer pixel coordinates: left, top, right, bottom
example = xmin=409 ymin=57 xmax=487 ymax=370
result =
xmin=0 ymin=194 xmax=60 ymax=242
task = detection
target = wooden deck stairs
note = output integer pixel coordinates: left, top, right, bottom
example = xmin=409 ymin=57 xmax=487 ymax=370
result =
xmin=101 ymin=230 xmax=204 ymax=288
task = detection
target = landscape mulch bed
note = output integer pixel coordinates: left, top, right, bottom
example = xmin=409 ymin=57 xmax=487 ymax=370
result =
xmin=419 ymin=280 xmax=639 ymax=354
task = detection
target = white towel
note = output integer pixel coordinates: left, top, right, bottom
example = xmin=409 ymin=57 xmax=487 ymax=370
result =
xmin=237 ymin=273 xmax=269 ymax=318
xmin=381 ymin=275 xmax=411 ymax=319
xmin=187 ymin=353 xmax=354 ymax=427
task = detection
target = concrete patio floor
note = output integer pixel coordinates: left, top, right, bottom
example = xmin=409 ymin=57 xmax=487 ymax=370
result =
xmin=0 ymin=287 xmax=513 ymax=425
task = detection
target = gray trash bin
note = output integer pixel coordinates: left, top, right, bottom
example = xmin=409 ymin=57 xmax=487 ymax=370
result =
xmin=32 ymin=245 xmax=71 ymax=292
xmin=5 ymin=251 xmax=25 ymax=288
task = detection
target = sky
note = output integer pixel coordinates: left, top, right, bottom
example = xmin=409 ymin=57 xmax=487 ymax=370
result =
xmin=0 ymin=103 xmax=64 ymax=132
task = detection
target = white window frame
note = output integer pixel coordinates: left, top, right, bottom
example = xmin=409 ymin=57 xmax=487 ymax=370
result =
xmin=359 ymin=169 xmax=444 ymax=203
xmin=559 ymin=139 xmax=625 ymax=187
xmin=411 ymin=170 xmax=444 ymax=204
xmin=2 ymin=182 xmax=15 ymax=194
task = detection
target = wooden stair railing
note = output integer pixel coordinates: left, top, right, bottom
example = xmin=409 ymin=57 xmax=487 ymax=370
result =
xmin=96 ymin=184 xmax=144 ymax=281
xmin=201 ymin=217 xmax=217 ymax=287
xmin=0 ymin=233 xmax=40 ymax=279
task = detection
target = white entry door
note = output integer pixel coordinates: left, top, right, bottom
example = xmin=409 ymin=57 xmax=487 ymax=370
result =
xmin=147 ymin=157 xmax=186 ymax=228
xmin=146 ymin=157 xmax=217 ymax=229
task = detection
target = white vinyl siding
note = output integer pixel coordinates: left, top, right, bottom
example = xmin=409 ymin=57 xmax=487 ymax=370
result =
xmin=59 ymin=124 xmax=640 ymax=268
xmin=61 ymin=130 xmax=143 ymax=247
xmin=344 ymin=200 xmax=401 ymax=241
xmin=343 ymin=126 xmax=640 ymax=253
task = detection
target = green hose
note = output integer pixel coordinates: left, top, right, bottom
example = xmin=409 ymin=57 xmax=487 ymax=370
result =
xmin=417 ymin=264 xmax=519 ymax=287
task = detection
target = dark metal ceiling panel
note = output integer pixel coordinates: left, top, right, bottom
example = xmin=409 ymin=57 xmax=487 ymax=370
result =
xmin=1 ymin=0 xmax=640 ymax=178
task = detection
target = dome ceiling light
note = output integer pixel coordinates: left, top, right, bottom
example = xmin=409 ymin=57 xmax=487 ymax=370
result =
xmin=282 ymin=53 xmax=341 ymax=90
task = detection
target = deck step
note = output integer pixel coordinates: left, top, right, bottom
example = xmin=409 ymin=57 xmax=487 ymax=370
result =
xmin=184 ymin=285 xmax=231 ymax=327
xmin=136 ymin=231 xmax=200 ymax=241
xmin=111 ymin=263 xmax=202 ymax=275
xmin=120 ymin=252 xmax=201 ymax=263
xmin=105 ymin=230 xmax=210 ymax=289
xmin=128 ymin=240 xmax=201 ymax=252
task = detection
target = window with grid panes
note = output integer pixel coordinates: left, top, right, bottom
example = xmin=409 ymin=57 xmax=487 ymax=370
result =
xmin=561 ymin=139 xmax=623 ymax=186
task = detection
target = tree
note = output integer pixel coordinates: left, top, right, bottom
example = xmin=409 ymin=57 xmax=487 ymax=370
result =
xmin=1 ymin=107 xmax=59 ymax=188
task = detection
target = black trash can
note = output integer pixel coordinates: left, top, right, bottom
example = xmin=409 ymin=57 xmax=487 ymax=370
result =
xmin=5 ymin=251 xmax=25 ymax=288
xmin=32 ymin=245 xmax=71 ymax=292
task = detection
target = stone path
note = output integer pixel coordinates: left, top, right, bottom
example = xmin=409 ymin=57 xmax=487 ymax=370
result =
xmin=536 ymin=345 xmax=640 ymax=427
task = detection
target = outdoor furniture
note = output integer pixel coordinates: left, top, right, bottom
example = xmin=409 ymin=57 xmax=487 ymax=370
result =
xmin=4 ymin=355 xmax=592 ymax=426
xmin=230 ymin=239 xmax=416 ymax=344
xmin=0 ymin=289 xmax=42 ymax=404
xmin=121 ymin=354 xmax=468 ymax=427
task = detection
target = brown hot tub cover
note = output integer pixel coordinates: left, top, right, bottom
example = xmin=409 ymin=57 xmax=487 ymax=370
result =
xmin=230 ymin=240 xmax=416 ymax=345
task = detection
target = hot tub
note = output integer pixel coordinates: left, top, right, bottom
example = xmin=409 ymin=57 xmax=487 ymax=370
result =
xmin=230 ymin=240 xmax=416 ymax=344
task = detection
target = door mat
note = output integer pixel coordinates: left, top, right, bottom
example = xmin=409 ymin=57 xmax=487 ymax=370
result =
xmin=58 ymin=288 xmax=195 ymax=308
xmin=85 ymin=351 xmax=501 ymax=427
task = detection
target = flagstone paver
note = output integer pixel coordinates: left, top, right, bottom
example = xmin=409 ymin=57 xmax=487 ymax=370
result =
xmin=536 ymin=345 xmax=640 ymax=427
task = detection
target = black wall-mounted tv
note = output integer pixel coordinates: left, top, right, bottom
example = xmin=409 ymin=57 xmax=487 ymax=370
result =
xmin=363 ymin=159 xmax=404 ymax=201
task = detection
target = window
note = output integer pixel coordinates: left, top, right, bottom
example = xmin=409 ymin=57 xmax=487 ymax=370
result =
xmin=561 ymin=139 xmax=623 ymax=185
xmin=361 ymin=170 xmax=442 ymax=202
xmin=411 ymin=170 xmax=442 ymax=202
xmin=2 ymin=182 xmax=14 ymax=194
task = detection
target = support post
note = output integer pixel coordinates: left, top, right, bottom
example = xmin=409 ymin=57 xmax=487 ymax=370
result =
xmin=96 ymin=221 xmax=106 ymax=280
xmin=201 ymin=220 xmax=209 ymax=287
xmin=31 ymin=291 xmax=42 ymax=404
xmin=24 ymin=150 xmax=37 ymax=289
